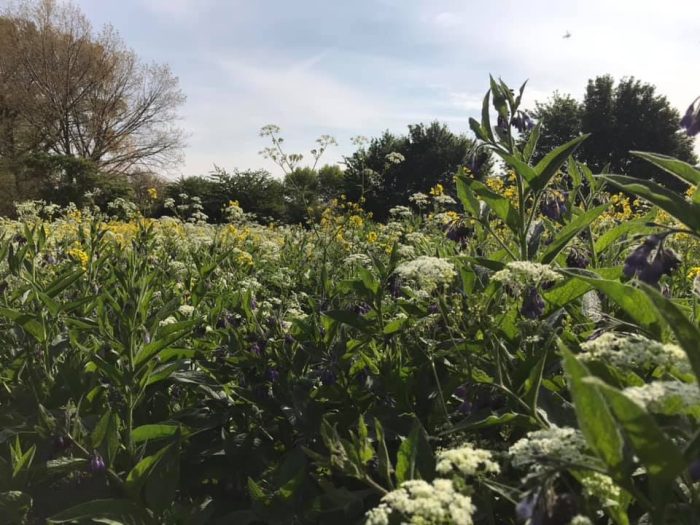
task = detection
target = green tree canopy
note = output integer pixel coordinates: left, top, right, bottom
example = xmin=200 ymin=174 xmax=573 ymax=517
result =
xmin=344 ymin=121 xmax=491 ymax=220
xmin=528 ymin=75 xmax=697 ymax=190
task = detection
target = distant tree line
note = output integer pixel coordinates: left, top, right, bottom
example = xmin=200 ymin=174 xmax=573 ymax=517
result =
xmin=1 ymin=1 xmax=695 ymax=221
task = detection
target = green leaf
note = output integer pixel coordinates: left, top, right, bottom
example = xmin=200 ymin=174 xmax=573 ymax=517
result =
xmin=601 ymin=174 xmax=700 ymax=232
xmin=469 ymin=117 xmax=489 ymax=142
xmin=639 ymin=283 xmax=700 ymax=380
xmin=0 ymin=491 xmax=32 ymax=523
xmin=523 ymin=121 xmax=541 ymax=162
xmin=560 ymin=345 xmax=624 ymax=474
xmin=481 ymin=90 xmax=495 ymax=142
xmin=442 ymin=413 xmax=535 ymax=435
xmin=0 ymin=308 xmax=45 ymax=342
xmin=131 ymin=424 xmax=181 ymax=444
xmin=373 ymin=419 xmax=394 ymax=490
xmin=586 ymin=377 xmax=685 ymax=483
xmin=323 ymin=310 xmax=372 ymax=333
xmin=383 ymin=316 xmax=408 ymax=335
xmin=91 ymin=410 xmax=112 ymax=449
xmin=455 ymin=170 xmax=480 ymax=216
xmin=630 ymin=151 xmax=700 ymax=186
xmin=544 ymin=267 xmax=622 ymax=308
xmin=134 ymin=322 xmax=196 ymax=367
xmin=48 ymin=499 xmax=152 ymax=524
xmin=531 ymin=134 xmax=589 ymax=192
xmin=561 ymin=272 xmax=663 ymax=334
xmin=594 ymin=213 xmax=657 ymax=254
xmin=125 ymin=444 xmax=174 ymax=501
xmin=496 ymin=151 xmax=538 ymax=189
xmin=461 ymin=178 xmax=521 ymax=233
xmin=539 ymin=204 xmax=607 ymax=264
xmin=395 ymin=420 xmax=434 ymax=483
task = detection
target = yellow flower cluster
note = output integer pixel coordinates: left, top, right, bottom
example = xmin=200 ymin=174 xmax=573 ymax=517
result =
xmin=429 ymin=183 xmax=444 ymax=197
xmin=147 ymin=188 xmax=158 ymax=200
xmin=485 ymin=173 xmax=518 ymax=203
xmin=67 ymin=245 xmax=89 ymax=270
xmin=687 ymin=267 xmax=700 ymax=280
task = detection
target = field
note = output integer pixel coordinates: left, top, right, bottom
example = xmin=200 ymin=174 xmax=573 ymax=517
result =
xmin=2 ymin=86 xmax=700 ymax=525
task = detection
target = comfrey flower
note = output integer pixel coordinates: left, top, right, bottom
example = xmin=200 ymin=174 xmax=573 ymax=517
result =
xmin=520 ymin=286 xmax=546 ymax=319
xmin=680 ymin=96 xmax=700 ymax=136
xmin=435 ymin=443 xmax=500 ymax=477
xmin=579 ymin=332 xmax=691 ymax=375
xmin=509 ymin=427 xmax=588 ymax=470
xmin=492 ymin=261 xmax=562 ymax=293
xmin=623 ymin=234 xmax=680 ymax=286
xmin=394 ymin=256 xmax=456 ymax=293
xmin=364 ymin=479 xmax=474 ymax=525
xmin=623 ymin=381 xmax=700 ymax=419
xmin=540 ymin=193 xmax=568 ymax=222
xmin=511 ymin=110 xmax=535 ymax=133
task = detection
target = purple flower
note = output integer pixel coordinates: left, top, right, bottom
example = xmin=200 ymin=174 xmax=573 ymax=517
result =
xmin=444 ymin=221 xmax=471 ymax=245
xmin=521 ymin=287 xmax=545 ymax=319
xmin=53 ymin=435 xmax=70 ymax=452
xmin=354 ymin=303 xmax=371 ymax=316
xmin=566 ymin=249 xmax=589 ymax=269
xmin=623 ymin=234 xmax=680 ymax=286
xmin=88 ymin=452 xmax=106 ymax=473
xmin=512 ymin=111 xmax=535 ymax=133
xmin=540 ymin=194 xmax=568 ymax=222
xmin=250 ymin=297 xmax=258 ymax=310
xmin=516 ymin=492 xmax=537 ymax=522
xmin=680 ymin=97 xmax=700 ymax=136
xmin=266 ymin=368 xmax=280 ymax=382
xmin=689 ymin=459 xmax=700 ymax=482
xmin=320 ymin=368 xmax=337 ymax=386
xmin=250 ymin=340 xmax=267 ymax=356
xmin=427 ymin=303 xmax=439 ymax=315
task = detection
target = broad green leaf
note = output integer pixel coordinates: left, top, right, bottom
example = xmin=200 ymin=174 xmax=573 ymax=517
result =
xmin=131 ymin=424 xmax=181 ymax=443
xmin=594 ymin=213 xmax=657 ymax=254
xmin=323 ymin=310 xmax=372 ymax=333
xmin=125 ymin=444 xmax=174 ymax=500
xmin=48 ymin=499 xmax=152 ymax=524
xmin=601 ymin=174 xmax=700 ymax=232
xmin=455 ymin=171 xmax=480 ymax=216
xmin=395 ymin=421 xmax=434 ymax=483
xmin=586 ymin=377 xmax=685 ymax=483
xmin=532 ymin=134 xmax=589 ymax=192
xmin=523 ymin=122 xmax=541 ymax=163
xmin=0 ymin=491 xmax=32 ymax=523
xmin=481 ymin=89 xmax=495 ymax=142
xmin=383 ymin=315 xmax=408 ymax=335
xmin=442 ymin=413 xmax=535 ymax=435
xmin=469 ymin=117 xmax=489 ymax=142
xmin=544 ymin=267 xmax=621 ymax=308
xmin=135 ymin=322 xmax=196 ymax=367
xmin=0 ymin=308 xmax=45 ymax=342
xmin=561 ymin=272 xmax=663 ymax=334
xmin=460 ymin=178 xmax=521 ymax=233
xmin=631 ymin=151 xmax=700 ymax=186
xmin=496 ymin=151 xmax=538 ymax=189
xmin=639 ymin=283 xmax=700 ymax=380
xmin=539 ymin=204 xmax=607 ymax=264
xmin=374 ymin=419 xmax=394 ymax=490
xmin=560 ymin=345 xmax=623 ymax=474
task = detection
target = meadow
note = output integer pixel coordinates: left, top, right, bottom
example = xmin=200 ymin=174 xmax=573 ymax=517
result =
xmin=1 ymin=80 xmax=700 ymax=525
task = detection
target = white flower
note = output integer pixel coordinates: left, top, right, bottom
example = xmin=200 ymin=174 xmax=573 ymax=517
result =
xmin=385 ymin=151 xmax=405 ymax=165
xmin=344 ymin=253 xmax=372 ymax=268
xmin=365 ymin=479 xmax=474 ymax=525
xmin=509 ymin=427 xmax=588 ymax=469
xmin=159 ymin=316 xmax=177 ymax=327
xmin=434 ymin=194 xmax=456 ymax=206
xmin=570 ymin=516 xmax=594 ymax=525
xmin=409 ymin=192 xmax=430 ymax=207
xmin=492 ymin=261 xmax=562 ymax=292
xmin=178 ymin=305 xmax=195 ymax=317
xmin=395 ymin=256 xmax=456 ymax=292
xmin=436 ymin=443 xmax=500 ymax=477
xmin=579 ymin=471 xmax=621 ymax=507
xmin=389 ymin=205 xmax=413 ymax=218
xmin=580 ymin=333 xmax=690 ymax=375
xmin=623 ymin=381 xmax=700 ymax=418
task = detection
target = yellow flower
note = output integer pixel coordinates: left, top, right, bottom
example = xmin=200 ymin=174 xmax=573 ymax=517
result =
xmin=687 ymin=267 xmax=700 ymax=280
xmin=236 ymin=250 xmax=254 ymax=267
xmin=147 ymin=187 xmax=158 ymax=200
xmin=367 ymin=231 xmax=378 ymax=243
xmin=348 ymin=215 xmax=364 ymax=228
xmin=228 ymin=200 xmax=240 ymax=209
xmin=67 ymin=246 xmax=89 ymax=270
xmin=429 ymin=183 xmax=444 ymax=197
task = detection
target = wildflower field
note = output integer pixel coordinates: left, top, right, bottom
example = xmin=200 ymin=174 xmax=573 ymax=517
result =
xmin=2 ymin=80 xmax=700 ymax=525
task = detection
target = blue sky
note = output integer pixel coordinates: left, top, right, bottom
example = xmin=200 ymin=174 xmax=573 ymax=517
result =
xmin=74 ymin=0 xmax=700 ymax=178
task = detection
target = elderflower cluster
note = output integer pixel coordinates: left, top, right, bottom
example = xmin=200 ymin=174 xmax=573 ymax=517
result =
xmin=579 ymin=333 xmax=690 ymax=374
xmin=435 ymin=443 xmax=500 ymax=477
xmin=579 ymin=471 xmax=621 ymax=507
xmin=623 ymin=381 xmax=700 ymax=418
xmin=492 ymin=261 xmax=562 ymax=292
xmin=509 ymin=427 xmax=588 ymax=470
xmin=365 ymin=479 xmax=474 ymax=525
xmin=394 ymin=256 xmax=456 ymax=293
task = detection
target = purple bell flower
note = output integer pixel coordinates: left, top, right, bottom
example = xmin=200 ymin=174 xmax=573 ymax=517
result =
xmin=88 ymin=452 xmax=106 ymax=473
xmin=680 ymin=96 xmax=700 ymax=136
xmin=521 ymin=287 xmax=545 ymax=319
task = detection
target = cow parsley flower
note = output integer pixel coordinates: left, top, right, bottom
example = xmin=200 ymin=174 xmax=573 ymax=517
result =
xmin=623 ymin=381 xmax=700 ymax=418
xmin=492 ymin=261 xmax=562 ymax=292
xmin=409 ymin=192 xmax=430 ymax=207
xmin=394 ymin=256 xmax=456 ymax=292
xmin=435 ymin=443 xmax=500 ymax=477
xmin=365 ymin=479 xmax=474 ymax=525
xmin=178 ymin=305 xmax=195 ymax=317
xmin=509 ymin=427 xmax=588 ymax=469
xmin=580 ymin=333 xmax=690 ymax=375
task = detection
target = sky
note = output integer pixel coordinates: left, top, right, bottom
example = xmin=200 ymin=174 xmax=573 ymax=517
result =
xmin=72 ymin=0 xmax=700 ymax=179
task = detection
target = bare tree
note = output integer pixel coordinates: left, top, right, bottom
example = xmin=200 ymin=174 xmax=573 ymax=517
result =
xmin=0 ymin=0 xmax=185 ymax=174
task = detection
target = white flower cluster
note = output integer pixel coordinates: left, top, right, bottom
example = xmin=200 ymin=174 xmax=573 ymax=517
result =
xmin=623 ymin=381 xmax=700 ymax=418
xmin=434 ymin=194 xmax=457 ymax=206
xmin=492 ymin=261 xmax=562 ymax=292
xmin=386 ymin=151 xmax=405 ymax=165
xmin=389 ymin=205 xmax=413 ymax=219
xmin=178 ymin=304 xmax=195 ymax=317
xmin=579 ymin=471 xmax=621 ymax=507
xmin=579 ymin=333 xmax=690 ymax=374
xmin=570 ymin=516 xmax=593 ymax=525
xmin=509 ymin=427 xmax=587 ymax=469
xmin=396 ymin=244 xmax=417 ymax=260
xmin=435 ymin=443 xmax=500 ymax=477
xmin=394 ymin=256 xmax=456 ymax=293
xmin=344 ymin=253 xmax=373 ymax=268
xmin=409 ymin=192 xmax=430 ymax=207
xmin=365 ymin=479 xmax=474 ymax=525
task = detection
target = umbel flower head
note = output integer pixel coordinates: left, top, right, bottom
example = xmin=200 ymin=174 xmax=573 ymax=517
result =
xmin=680 ymin=96 xmax=700 ymax=136
xmin=623 ymin=234 xmax=680 ymax=286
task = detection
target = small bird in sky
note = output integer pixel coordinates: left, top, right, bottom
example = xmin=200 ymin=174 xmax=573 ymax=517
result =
xmin=563 ymin=31 xmax=571 ymax=39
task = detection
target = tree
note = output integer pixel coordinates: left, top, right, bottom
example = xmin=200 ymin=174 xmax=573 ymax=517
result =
xmin=0 ymin=0 xmax=185 ymax=176
xmin=344 ymin=121 xmax=491 ymax=220
xmin=528 ymin=76 xmax=696 ymax=189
